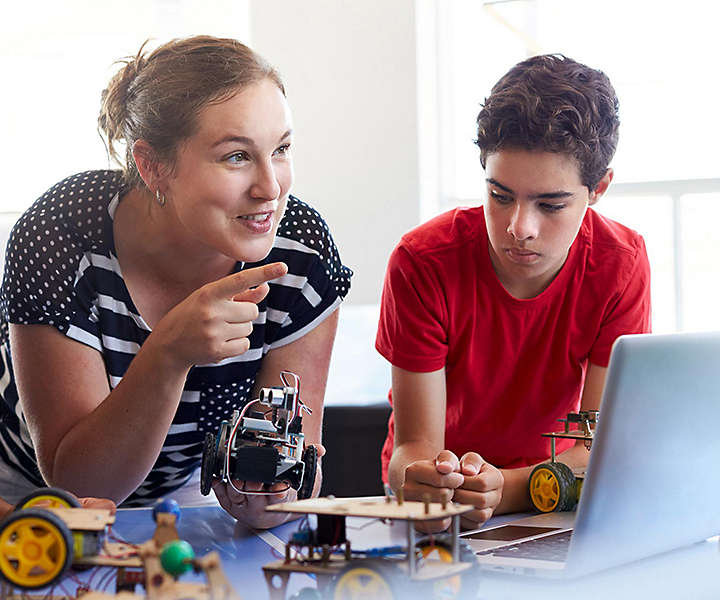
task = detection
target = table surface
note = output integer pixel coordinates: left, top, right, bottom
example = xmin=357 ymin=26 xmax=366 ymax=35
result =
xmin=91 ymin=504 xmax=720 ymax=600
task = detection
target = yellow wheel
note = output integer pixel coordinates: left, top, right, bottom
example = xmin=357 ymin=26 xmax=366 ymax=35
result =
xmin=417 ymin=535 xmax=480 ymax=599
xmin=0 ymin=509 xmax=74 ymax=589
xmin=528 ymin=462 xmax=577 ymax=513
xmin=15 ymin=487 xmax=81 ymax=510
xmin=332 ymin=561 xmax=397 ymax=599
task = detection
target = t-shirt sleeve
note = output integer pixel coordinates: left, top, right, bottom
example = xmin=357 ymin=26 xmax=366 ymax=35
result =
xmin=1 ymin=171 xmax=122 ymax=351
xmin=375 ymin=241 xmax=448 ymax=372
xmin=262 ymin=198 xmax=352 ymax=349
xmin=2 ymin=208 xmax=84 ymax=335
xmin=589 ymin=236 xmax=652 ymax=366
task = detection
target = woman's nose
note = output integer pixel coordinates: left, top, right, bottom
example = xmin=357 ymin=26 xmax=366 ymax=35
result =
xmin=250 ymin=159 xmax=281 ymax=201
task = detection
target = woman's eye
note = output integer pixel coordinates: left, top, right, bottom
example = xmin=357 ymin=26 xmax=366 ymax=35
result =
xmin=227 ymin=151 xmax=249 ymax=164
xmin=273 ymin=144 xmax=291 ymax=156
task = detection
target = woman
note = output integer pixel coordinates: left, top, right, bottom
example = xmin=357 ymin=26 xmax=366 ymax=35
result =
xmin=0 ymin=36 xmax=351 ymax=529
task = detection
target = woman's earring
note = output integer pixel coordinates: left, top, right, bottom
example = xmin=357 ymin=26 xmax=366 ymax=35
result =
xmin=155 ymin=189 xmax=167 ymax=207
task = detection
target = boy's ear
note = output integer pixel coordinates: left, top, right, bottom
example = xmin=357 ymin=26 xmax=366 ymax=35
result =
xmin=131 ymin=140 xmax=167 ymax=192
xmin=588 ymin=168 xmax=614 ymax=205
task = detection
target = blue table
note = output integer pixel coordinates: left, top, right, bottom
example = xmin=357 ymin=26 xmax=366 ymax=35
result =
xmin=14 ymin=504 xmax=718 ymax=599
xmin=105 ymin=506 xmax=720 ymax=600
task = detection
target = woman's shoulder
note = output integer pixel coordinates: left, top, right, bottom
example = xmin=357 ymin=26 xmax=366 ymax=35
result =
xmin=275 ymin=195 xmax=344 ymax=265
xmin=11 ymin=170 xmax=123 ymax=252
xmin=266 ymin=194 xmax=352 ymax=301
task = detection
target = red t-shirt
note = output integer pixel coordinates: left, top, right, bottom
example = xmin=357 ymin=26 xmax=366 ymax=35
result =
xmin=375 ymin=206 xmax=651 ymax=481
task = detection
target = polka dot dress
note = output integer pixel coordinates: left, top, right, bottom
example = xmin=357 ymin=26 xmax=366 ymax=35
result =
xmin=0 ymin=170 xmax=352 ymax=506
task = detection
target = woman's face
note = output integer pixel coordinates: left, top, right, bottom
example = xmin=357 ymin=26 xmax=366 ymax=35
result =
xmin=163 ymin=78 xmax=293 ymax=263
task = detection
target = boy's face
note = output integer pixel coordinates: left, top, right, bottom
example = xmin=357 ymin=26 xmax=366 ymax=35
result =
xmin=484 ymin=149 xmax=611 ymax=299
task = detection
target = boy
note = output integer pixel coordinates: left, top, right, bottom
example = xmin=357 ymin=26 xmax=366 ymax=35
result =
xmin=376 ymin=55 xmax=650 ymax=530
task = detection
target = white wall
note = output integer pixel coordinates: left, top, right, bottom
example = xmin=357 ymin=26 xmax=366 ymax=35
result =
xmin=249 ymin=0 xmax=422 ymax=304
xmin=1 ymin=0 xmax=250 ymax=211
xmin=2 ymin=1 xmax=424 ymax=305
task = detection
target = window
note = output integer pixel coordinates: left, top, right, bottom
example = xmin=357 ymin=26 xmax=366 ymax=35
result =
xmin=426 ymin=0 xmax=720 ymax=332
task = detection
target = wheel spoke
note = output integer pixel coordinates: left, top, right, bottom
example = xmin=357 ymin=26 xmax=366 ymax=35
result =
xmin=37 ymin=531 xmax=59 ymax=552
xmin=37 ymin=554 xmax=59 ymax=573
xmin=16 ymin=558 xmax=36 ymax=579
xmin=1 ymin=540 xmax=21 ymax=561
xmin=16 ymin=523 xmax=39 ymax=543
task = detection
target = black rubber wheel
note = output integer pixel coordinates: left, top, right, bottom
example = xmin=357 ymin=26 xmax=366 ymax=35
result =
xmin=416 ymin=534 xmax=482 ymax=599
xmin=200 ymin=432 xmax=217 ymax=496
xmin=528 ymin=462 xmax=577 ymax=512
xmin=0 ymin=508 xmax=74 ymax=589
xmin=298 ymin=445 xmax=317 ymax=500
xmin=14 ymin=487 xmax=81 ymax=510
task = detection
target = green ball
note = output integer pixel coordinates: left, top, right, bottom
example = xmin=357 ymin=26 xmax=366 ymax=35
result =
xmin=160 ymin=540 xmax=195 ymax=577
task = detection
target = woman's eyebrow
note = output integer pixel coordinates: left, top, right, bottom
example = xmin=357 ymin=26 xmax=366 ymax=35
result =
xmin=212 ymin=129 xmax=293 ymax=148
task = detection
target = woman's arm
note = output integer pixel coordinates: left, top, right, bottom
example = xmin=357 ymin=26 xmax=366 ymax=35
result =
xmin=10 ymin=263 xmax=285 ymax=503
xmin=212 ymin=308 xmax=339 ymax=528
xmin=11 ymin=323 xmax=187 ymax=502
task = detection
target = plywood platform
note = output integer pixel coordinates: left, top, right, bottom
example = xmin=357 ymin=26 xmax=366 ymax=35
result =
xmin=266 ymin=496 xmax=474 ymax=521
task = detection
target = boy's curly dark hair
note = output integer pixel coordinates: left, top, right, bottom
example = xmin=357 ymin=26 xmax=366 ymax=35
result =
xmin=475 ymin=54 xmax=619 ymax=191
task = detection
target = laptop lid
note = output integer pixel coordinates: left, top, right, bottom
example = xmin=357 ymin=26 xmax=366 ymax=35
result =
xmin=565 ymin=331 xmax=720 ymax=575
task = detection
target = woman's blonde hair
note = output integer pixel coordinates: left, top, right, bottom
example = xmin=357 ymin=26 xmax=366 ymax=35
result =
xmin=98 ymin=35 xmax=285 ymax=188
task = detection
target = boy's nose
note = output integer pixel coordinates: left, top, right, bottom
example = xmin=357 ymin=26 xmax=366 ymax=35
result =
xmin=507 ymin=204 xmax=538 ymax=241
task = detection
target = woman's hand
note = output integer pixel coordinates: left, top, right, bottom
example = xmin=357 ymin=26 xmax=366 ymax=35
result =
xmin=211 ymin=444 xmax=325 ymax=529
xmin=212 ymin=479 xmax=296 ymax=530
xmin=0 ymin=493 xmax=117 ymax=520
xmin=150 ymin=262 xmax=288 ymax=372
xmin=77 ymin=496 xmax=118 ymax=515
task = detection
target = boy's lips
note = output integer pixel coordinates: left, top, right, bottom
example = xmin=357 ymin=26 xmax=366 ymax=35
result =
xmin=505 ymin=247 xmax=541 ymax=264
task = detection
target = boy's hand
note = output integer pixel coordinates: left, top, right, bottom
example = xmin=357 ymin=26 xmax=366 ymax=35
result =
xmin=402 ymin=449 xmax=465 ymax=532
xmin=452 ymin=452 xmax=504 ymax=529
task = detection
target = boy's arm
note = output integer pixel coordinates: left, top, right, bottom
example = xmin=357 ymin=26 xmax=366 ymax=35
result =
xmin=389 ymin=365 xmax=503 ymax=530
xmin=387 ymin=365 xmax=453 ymax=494
xmin=494 ymin=363 xmax=607 ymax=514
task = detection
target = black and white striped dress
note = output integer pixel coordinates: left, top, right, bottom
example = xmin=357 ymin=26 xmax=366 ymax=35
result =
xmin=0 ymin=170 xmax=352 ymax=506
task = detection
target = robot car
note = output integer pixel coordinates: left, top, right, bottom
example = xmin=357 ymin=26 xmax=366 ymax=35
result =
xmin=200 ymin=371 xmax=317 ymax=501
xmin=528 ymin=410 xmax=599 ymax=513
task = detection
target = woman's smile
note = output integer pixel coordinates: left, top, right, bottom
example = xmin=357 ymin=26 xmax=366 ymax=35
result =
xmin=236 ymin=210 xmax=275 ymax=234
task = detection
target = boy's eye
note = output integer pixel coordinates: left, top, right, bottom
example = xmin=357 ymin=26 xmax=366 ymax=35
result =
xmin=489 ymin=190 xmax=512 ymax=204
xmin=540 ymin=203 xmax=566 ymax=212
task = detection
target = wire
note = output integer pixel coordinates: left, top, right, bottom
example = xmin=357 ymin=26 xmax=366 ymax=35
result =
xmin=225 ymin=399 xmax=259 ymax=495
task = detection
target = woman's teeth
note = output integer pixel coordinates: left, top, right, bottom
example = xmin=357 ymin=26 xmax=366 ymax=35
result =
xmin=240 ymin=213 xmax=268 ymax=221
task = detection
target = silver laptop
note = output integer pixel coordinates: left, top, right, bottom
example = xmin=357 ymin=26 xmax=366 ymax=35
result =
xmin=461 ymin=331 xmax=720 ymax=577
